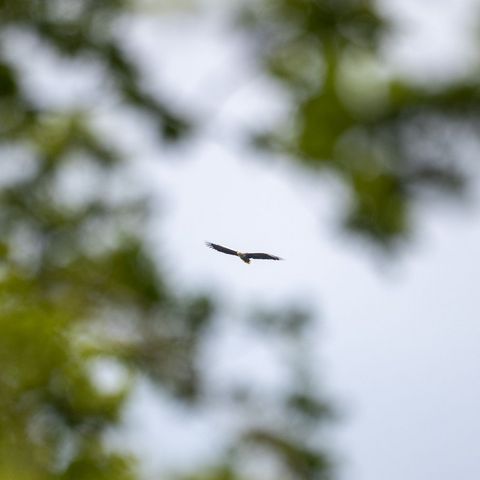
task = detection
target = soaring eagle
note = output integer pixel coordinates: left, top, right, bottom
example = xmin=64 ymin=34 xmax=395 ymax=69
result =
xmin=206 ymin=242 xmax=283 ymax=264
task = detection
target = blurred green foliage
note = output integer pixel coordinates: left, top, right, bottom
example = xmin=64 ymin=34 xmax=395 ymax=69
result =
xmin=2 ymin=0 xmax=479 ymax=478
xmin=0 ymin=1 xmax=332 ymax=479
xmin=241 ymin=0 xmax=480 ymax=248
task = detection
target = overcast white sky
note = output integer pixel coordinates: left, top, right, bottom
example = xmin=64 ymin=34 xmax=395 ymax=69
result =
xmin=109 ymin=1 xmax=480 ymax=480
xmin=10 ymin=1 xmax=480 ymax=479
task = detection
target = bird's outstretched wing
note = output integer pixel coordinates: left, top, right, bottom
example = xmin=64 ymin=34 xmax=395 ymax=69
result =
xmin=206 ymin=242 xmax=238 ymax=256
xmin=245 ymin=252 xmax=283 ymax=260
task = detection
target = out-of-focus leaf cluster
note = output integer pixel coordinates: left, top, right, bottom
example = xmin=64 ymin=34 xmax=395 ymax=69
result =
xmin=0 ymin=1 xmax=332 ymax=479
xmin=0 ymin=152 xmax=215 ymax=478
xmin=0 ymin=0 xmax=189 ymax=143
xmin=241 ymin=0 xmax=480 ymax=248
xmin=199 ymin=307 xmax=335 ymax=480
xmin=0 ymin=0 xmax=207 ymax=477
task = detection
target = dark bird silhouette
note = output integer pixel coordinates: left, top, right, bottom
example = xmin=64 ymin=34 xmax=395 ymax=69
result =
xmin=206 ymin=242 xmax=283 ymax=264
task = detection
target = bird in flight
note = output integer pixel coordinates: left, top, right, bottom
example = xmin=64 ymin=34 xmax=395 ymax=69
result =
xmin=206 ymin=242 xmax=283 ymax=264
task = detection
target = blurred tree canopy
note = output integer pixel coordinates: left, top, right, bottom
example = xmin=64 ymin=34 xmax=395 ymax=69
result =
xmin=0 ymin=1 xmax=332 ymax=480
xmin=1 ymin=0 xmax=479 ymax=479
xmin=241 ymin=0 xmax=480 ymax=248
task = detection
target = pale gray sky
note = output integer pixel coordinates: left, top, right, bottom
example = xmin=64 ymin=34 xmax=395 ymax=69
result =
xmin=12 ymin=1 xmax=480 ymax=479
xmin=113 ymin=2 xmax=480 ymax=480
